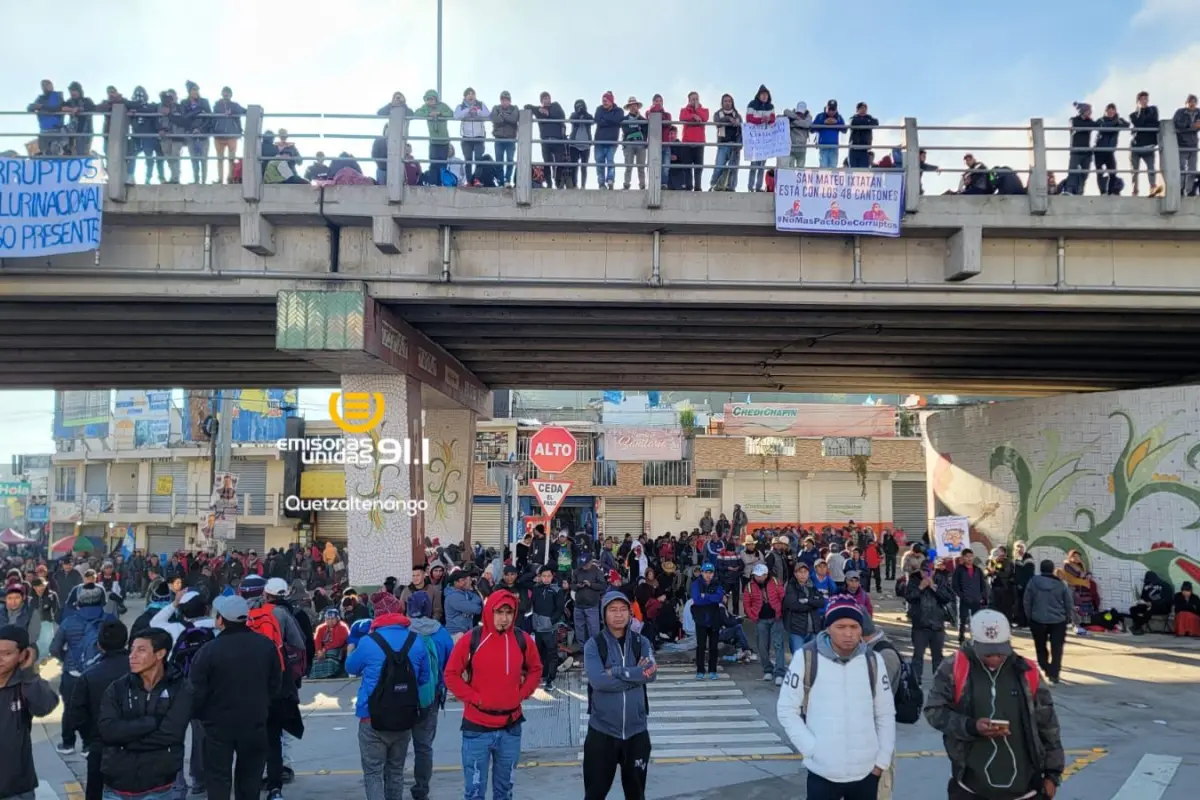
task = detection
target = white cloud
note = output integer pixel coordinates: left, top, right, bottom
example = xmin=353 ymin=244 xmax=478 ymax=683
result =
xmin=1132 ymin=0 xmax=1200 ymax=25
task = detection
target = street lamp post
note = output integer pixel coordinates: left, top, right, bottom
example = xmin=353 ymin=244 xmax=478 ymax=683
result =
xmin=436 ymin=0 xmax=443 ymax=101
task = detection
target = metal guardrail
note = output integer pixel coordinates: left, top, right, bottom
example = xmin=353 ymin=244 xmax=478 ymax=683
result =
xmin=3 ymin=103 xmax=1195 ymax=215
xmin=52 ymin=492 xmax=279 ymax=518
xmin=642 ymin=460 xmax=693 ymax=487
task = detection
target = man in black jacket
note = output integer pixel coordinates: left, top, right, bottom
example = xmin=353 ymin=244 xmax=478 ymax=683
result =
xmin=531 ymin=565 xmax=567 ymax=689
xmin=68 ymin=621 xmax=130 ymax=800
xmin=848 ymin=101 xmax=879 ymax=168
xmin=189 ymin=594 xmax=282 ymax=800
xmin=0 ymin=624 xmax=60 ymax=800
xmin=529 ymin=92 xmax=567 ymax=188
xmin=1066 ymin=102 xmax=1097 ymax=194
xmin=97 ymin=627 xmax=192 ymax=798
xmin=1129 ymin=91 xmax=1160 ymax=196
xmin=905 ymin=562 xmax=954 ymax=684
xmin=952 ymin=549 xmax=988 ymax=644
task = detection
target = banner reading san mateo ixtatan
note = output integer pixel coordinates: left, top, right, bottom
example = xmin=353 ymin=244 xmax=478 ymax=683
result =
xmin=774 ymin=168 xmax=902 ymax=237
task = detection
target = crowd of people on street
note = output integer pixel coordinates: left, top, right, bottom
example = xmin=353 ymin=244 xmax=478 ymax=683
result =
xmin=18 ymin=79 xmax=1200 ymax=199
xmin=3 ymin=510 xmax=1198 ymax=800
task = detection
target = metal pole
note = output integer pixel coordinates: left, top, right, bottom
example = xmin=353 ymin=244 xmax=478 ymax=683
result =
xmin=436 ymin=0 xmax=444 ymax=101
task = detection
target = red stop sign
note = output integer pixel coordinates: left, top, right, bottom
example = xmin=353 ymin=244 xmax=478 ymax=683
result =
xmin=528 ymin=426 xmax=578 ymax=474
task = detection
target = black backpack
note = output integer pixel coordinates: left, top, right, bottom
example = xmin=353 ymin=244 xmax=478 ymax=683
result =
xmin=170 ymin=623 xmax=215 ymax=677
xmin=367 ymin=632 xmax=421 ymax=732
xmin=873 ymin=639 xmax=924 ymax=724
xmin=464 ymin=624 xmax=528 ymax=682
xmin=585 ymin=632 xmax=650 ymax=715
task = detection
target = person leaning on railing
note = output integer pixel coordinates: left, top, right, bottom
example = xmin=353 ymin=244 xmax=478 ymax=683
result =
xmin=454 ymin=87 xmax=490 ymax=185
xmin=63 ymin=82 xmax=96 ymax=158
xmin=211 ymin=86 xmax=246 ymax=185
xmin=490 ymin=91 xmax=519 ymax=186
xmin=180 ymin=81 xmax=212 ymax=184
xmin=711 ymin=95 xmax=742 ymax=191
xmin=620 ymin=96 xmax=647 ymax=190
xmin=27 ymin=79 xmax=66 ymax=157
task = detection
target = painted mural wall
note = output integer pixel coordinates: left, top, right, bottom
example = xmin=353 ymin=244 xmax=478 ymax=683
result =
xmin=423 ymin=409 xmax=471 ymax=548
xmin=924 ymin=386 xmax=1200 ymax=609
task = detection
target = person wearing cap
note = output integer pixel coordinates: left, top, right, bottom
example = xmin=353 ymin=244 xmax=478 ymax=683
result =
xmin=444 ymin=590 xmax=542 ymax=800
xmin=490 ymin=91 xmax=520 ymax=185
xmin=255 ymin=578 xmax=308 ymax=796
xmin=952 ymin=549 xmax=989 ymax=645
xmin=454 ymin=87 xmax=490 ymax=184
xmin=66 ymin=620 xmax=129 ymax=800
xmin=582 ymin=590 xmax=657 ymax=799
xmin=414 ymin=89 xmax=454 ymax=173
xmin=904 ymin=558 xmax=954 ymax=686
xmin=591 ymin=91 xmax=624 ymax=190
xmin=190 ymin=594 xmax=283 ymax=800
xmin=689 ymin=563 xmax=725 ymax=680
xmin=401 ymin=590 xmax=455 ymax=800
xmin=571 ymin=551 xmax=605 ymax=650
xmin=925 ymin=609 xmax=1065 ymax=799
xmin=444 ymin=567 xmax=483 ymax=641
xmin=0 ymin=622 xmax=60 ymax=799
xmin=844 ymin=571 xmax=874 ymax=617
xmin=744 ymin=563 xmax=787 ymax=684
xmin=777 ymin=595 xmax=895 ymax=798
xmin=51 ymin=583 xmax=114 ymax=755
xmin=531 ymin=565 xmax=567 ymax=689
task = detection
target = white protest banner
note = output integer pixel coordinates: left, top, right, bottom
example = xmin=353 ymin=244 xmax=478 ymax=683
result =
xmin=531 ymin=479 xmax=572 ymax=518
xmin=0 ymin=157 xmax=103 ymax=257
xmin=742 ymin=118 xmax=791 ymax=162
xmin=933 ymin=515 xmax=970 ymax=556
xmin=775 ymin=168 xmax=903 ymax=238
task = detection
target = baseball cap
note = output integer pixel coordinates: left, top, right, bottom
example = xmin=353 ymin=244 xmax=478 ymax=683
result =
xmin=701 ymin=562 xmax=716 ymax=573
xmin=213 ymin=595 xmax=249 ymax=623
xmin=970 ymin=609 xmax=1013 ymax=657
xmin=264 ymin=577 xmax=289 ymax=597
xmin=845 ymin=570 xmax=861 ymax=581
xmin=751 ymin=563 xmax=769 ymax=577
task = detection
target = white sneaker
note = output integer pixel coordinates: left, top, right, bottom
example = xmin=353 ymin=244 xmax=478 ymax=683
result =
xmin=559 ymin=656 xmax=575 ymax=672
xmin=745 ymin=651 xmax=759 ymax=662
xmin=774 ymin=676 xmax=784 ymax=687
xmin=761 ymin=673 xmax=774 ymax=681
xmin=56 ymin=744 xmax=75 ymax=756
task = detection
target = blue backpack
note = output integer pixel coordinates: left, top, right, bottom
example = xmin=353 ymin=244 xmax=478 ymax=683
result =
xmin=414 ymin=633 xmax=442 ymax=712
xmin=439 ymin=168 xmax=458 ymax=187
xmin=77 ymin=618 xmax=103 ymax=671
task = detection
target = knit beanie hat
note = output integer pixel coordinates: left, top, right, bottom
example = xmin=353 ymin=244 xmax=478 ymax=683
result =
xmin=823 ymin=594 xmax=864 ymax=628
xmin=406 ymin=590 xmax=432 ymax=619
xmin=370 ymin=590 xmax=402 ymax=617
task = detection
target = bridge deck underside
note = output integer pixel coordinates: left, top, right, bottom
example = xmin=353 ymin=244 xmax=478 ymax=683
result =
xmin=1 ymin=300 xmax=1198 ymax=395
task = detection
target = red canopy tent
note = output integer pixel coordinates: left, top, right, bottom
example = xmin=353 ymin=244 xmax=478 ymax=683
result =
xmin=0 ymin=528 xmax=37 ymax=545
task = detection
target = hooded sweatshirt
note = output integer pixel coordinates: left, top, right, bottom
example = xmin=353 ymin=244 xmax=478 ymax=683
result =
xmin=1023 ymin=573 xmax=1074 ymax=625
xmin=345 ymin=612 xmax=431 ymax=721
xmin=570 ymin=100 xmax=594 ymax=151
xmin=443 ymin=583 xmax=483 ymax=634
xmin=0 ymin=667 xmax=59 ymax=798
xmin=746 ymin=85 xmax=775 ymax=126
xmin=1140 ymin=570 xmax=1173 ymax=613
xmin=414 ymin=90 xmax=454 ymax=143
xmin=443 ymin=590 xmax=542 ymax=730
xmin=583 ymin=591 xmax=656 ymax=740
xmin=782 ymin=103 xmax=812 ymax=152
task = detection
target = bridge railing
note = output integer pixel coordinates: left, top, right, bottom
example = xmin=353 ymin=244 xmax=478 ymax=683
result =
xmin=0 ymin=105 xmax=1188 ymax=215
xmin=51 ymin=492 xmax=281 ymax=521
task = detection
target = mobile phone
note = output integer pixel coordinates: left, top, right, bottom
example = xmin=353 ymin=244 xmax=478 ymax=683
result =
xmin=990 ymin=719 xmax=1010 ymax=730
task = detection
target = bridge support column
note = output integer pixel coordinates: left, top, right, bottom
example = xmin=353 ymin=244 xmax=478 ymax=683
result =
xmin=241 ymin=210 xmax=276 ymax=256
xmin=423 ymin=409 xmax=477 ymax=551
xmin=341 ymin=373 xmax=424 ymax=586
xmin=945 ymin=225 xmax=982 ymax=282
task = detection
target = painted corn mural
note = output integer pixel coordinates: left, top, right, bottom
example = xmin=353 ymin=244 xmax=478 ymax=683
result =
xmin=924 ymin=387 xmax=1200 ymax=609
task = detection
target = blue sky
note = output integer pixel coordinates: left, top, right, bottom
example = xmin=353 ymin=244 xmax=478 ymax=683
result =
xmin=0 ymin=0 xmax=1195 ymax=457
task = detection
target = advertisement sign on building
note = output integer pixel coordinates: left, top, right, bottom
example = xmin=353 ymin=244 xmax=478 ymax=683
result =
xmin=602 ymin=428 xmax=684 ymax=462
xmin=183 ymin=389 xmax=298 ymax=443
xmin=0 ymin=480 xmax=30 ymax=497
xmin=113 ymin=390 xmax=172 ymax=449
xmin=200 ymin=472 xmax=239 ymax=541
xmin=723 ymin=403 xmax=896 ymax=439
xmin=53 ymin=391 xmax=111 ymax=439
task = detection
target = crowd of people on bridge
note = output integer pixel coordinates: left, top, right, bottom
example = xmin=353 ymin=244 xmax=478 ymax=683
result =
xmin=18 ymin=78 xmax=1200 ymax=199
xmin=3 ymin=511 xmax=1199 ymax=800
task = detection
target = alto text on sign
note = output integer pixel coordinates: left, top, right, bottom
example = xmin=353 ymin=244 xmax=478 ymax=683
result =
xmin=531 ymin=480 xmax=573 ymax=518
xmin=528 ymin=425 xmax=579 ymax=474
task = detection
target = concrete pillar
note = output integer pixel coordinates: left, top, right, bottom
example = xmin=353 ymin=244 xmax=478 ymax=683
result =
xmin=903 ymin=117 xmax=920 ymax=214
xmin=372 ymin=216 xmax=404 ymax=254
xmin=105 ymin=103 xmax=128 ymax=203
xmin=240 ymin=210 xmax=275 ymax=256
xmin=423 ymin=409 xmax=477 ymax=550
xmin=341 ymin=374 xmax=424 ymax=587
xmin=1160 ymin=119 xmax=1181 ymax=215
xmin=516 ymin=109 xmax=533 ymax=207
xmin=386 ymin=105 xmax=408 ymax=204
xmin=945 ymin=225 xmax=982 ymax=281
xmin=647 ymin=112 xmax=663 ymax=209
xmin=243 ymin=105 xmax=264 ymax=202
xmin=1028 ymin=118 xmax=1048 ymax=215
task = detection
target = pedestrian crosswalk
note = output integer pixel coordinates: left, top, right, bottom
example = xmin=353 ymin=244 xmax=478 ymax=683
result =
xmin=580 ymin=664 xmax=794 ymax=760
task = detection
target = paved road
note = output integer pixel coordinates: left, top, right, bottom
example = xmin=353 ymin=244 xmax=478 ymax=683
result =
xmin=30 ymin=597 xmax=1200 ymax=799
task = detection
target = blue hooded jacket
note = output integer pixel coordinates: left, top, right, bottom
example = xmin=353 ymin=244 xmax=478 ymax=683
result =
xmin=689 ymin=575 xmax=725 ymax=629
xmin=50 ymin=605 xmax=114 ymax=674
xmin=443 ymin=586 xmax=483 ymax=634
xmin=345 ymin=623 xmax=432 ymax=720
xmin=583 ymin=591 xmax=656 ymax=740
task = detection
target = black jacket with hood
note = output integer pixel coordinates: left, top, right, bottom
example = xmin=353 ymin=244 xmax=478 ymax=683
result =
xmin=99 ymin=667 xmax=193 ymax=794
xmin=1129 ymin=105 xmax=1160 ymax=147
xmin=1140 ymin=571 xmax=1173 ymax=614
xmin=68 ymin=649 xmax=130 ymax=746
xmin=0 ymin=667 xmax=59 ymax=798
xmin=64 ymin=83 xmax=96 ymax=135
xmin=569 ymin=101 xmax=593 ymax=152
xmin=531 ymin=101 xmax=567 ymax=140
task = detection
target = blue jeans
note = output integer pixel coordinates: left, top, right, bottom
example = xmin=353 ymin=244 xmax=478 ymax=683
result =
xmin=789 ymin=633 xmax=813 ymax=653
xmin=748 ymin=160 xmax=766 ymax=190
xmin=594 ymin=143 xmax=617 ymax=186
xmin=376 ymin=167 xmax=387 ymax=185
xmin=462 ymin=724 xmax=521 ymax=800
xmin=819 ymin=145 xmax=838 ymax=168
xmin=494 ymin=140 xmax=515 ymax=184
xmin=711 ymin=144 xmax=740 ymax=189
xmin=756 ymin=619 xmax=786 ymax=678
xmin=461 ymin=138 xmax=486 ymax=183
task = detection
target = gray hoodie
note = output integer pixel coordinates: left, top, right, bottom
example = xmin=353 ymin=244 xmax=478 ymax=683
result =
xmin=583 ymin=591 xmax=656 ymax=740
xmin=783 ymin=104 xmax=813 ymax=154
xmin=490 ymin=104 xmax=520 ymax=139
xmin=1023 ymin=573 xmax=1074 ymax=625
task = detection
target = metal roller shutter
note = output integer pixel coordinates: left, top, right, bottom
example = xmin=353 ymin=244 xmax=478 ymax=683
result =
xmin=732 ymin=479 xmax=800 ymax=525
xmin=603 ymin=498 xmax=644 ymax=540
xmin=150 ymin=462 xmax=189 ymax=514
xmin=231 ymin=458 xmax=269 ymax=516
xmin=891 ymin=481 xmax=929 ymax=539
xmin=471 ymin=502 xmax=504 ymax=552
xmin=147 ymin=525 xmax=188 ymax=554
xmin=316 ymin=510 xmax=347 ymax=541
xmin=223 ymin=525 xmax=266 ymax=554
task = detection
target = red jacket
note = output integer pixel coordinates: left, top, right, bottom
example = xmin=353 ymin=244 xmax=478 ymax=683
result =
xmin=443 ymin=590 xmax=541 ymax=729
xmin=647 ymin=102 xmax=675 ymax=138
xmin=742 ymin=577 xmax=784 ymax=621
xmin=865 ymin=543 xmax=882 ymax=569
xmin=679 ymin=104 xmax=709 ymax=143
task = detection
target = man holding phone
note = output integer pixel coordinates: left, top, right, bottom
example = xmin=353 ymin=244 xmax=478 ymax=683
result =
xmin=924 ymin=610 xmax=1065 ymax=799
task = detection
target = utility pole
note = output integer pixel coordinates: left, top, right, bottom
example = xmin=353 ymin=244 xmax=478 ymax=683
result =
xmin=205 ymin=390 xmax=235 ymax=553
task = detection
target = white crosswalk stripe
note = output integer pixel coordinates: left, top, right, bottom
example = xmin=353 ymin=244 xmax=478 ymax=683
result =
xmin=579 ymin=665 xmax=792 ymax=760
xmin=1110 ymin=754 xmax=1181 ymax=800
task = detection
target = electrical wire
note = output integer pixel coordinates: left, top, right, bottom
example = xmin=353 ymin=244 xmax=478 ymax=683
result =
xmin=983 ymin=666 xmax=1018 ymax=790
